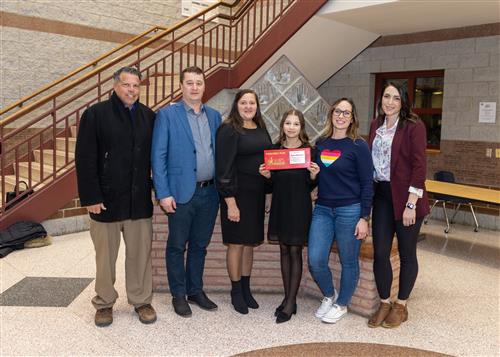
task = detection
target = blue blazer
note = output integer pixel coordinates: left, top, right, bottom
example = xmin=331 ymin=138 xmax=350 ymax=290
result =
xmin=151 ymin=101 xmax=222 ymax=204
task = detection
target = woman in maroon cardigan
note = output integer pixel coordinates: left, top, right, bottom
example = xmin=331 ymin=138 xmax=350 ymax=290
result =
xmin=367 ymin=81 xmax=429 ymax=328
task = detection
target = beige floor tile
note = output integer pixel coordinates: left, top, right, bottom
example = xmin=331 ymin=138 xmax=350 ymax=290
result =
xmin=0 ymin=307 xmax=129 ymax=355
xmin=0 ymin=221 xmax=498 ymax=357
xmin=0 ymin=260 xmax=25 ymax=294
xmin=2 ymin=231 xmax=95 ymax=278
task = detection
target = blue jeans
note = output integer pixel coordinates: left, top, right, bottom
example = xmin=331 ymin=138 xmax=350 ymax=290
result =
xmin=308 ymin=203 xmax=361 ymax=306
xmin=166 ymin=185 xmax=219 ymax=297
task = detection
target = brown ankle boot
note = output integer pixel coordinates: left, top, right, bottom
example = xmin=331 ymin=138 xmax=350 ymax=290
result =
xmin=382 ymin=302 xmax=408 ymax=328
xmin=367 ymin=302 xmax=392 ymax=328
xmin=135 ymin=304 xmax=157 ymax=324
xmin=95 ymin=308 xmax=113 ymax=327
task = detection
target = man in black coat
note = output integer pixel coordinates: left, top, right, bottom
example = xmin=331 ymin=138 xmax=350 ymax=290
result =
xmin=75 ymin=66 xmax=156 ymax=327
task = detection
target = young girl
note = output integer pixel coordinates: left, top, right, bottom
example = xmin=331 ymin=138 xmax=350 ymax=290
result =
xmin=259 ymin=109 xmax=320 ymax=323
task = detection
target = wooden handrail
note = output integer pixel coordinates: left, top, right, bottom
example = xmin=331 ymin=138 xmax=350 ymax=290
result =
xmin=0 ymin=0 xmax=244 ymax=126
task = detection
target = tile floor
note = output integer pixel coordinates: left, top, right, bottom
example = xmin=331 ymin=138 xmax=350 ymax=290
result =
xmin=0 ymin=219 xmax=498 ymax=356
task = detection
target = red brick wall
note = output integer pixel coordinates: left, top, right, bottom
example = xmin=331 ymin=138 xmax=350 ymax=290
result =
xmin=46 ymin=198 xmax=87 ymax=219
xmin=152 ymin=207 xmax=283 ymax=293
xmin=152 ymin=205 xmax=400 ymax=316
xmin=427 ymin=139 xmax=500 ymax=215
xmin=428 ymin=140 xmax=500 ymax=188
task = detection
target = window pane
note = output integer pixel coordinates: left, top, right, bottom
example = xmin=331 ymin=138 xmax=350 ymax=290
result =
xmin=420 ymin=113 xmax=441 ymax=148
xmin=414 ymin=77 xmax=443 ymax=109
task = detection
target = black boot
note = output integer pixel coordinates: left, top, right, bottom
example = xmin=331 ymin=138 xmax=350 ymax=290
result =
xmin=241 ymin=275 xmax=259 ymax=309
xmin=230 ymin=280 xmax=248 ymax=314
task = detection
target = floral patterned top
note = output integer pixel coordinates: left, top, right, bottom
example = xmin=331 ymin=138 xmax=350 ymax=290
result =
xmin=372 ymin=117 xmax=423 ymax=197
xmin=372 ymin=117 xmax=398 ymax=182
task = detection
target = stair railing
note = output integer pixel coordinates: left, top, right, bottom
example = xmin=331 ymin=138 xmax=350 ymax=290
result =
xmin=0 ymin=0 xmax=296 ymax=213
xmin=0 ymin=26 xmax=168 ymax=120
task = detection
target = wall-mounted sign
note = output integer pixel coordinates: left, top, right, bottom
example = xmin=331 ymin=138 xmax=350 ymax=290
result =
xmin=181 ymin=0 xmax=218 ymax=18
xmin=478 ymin=102 xmax=496 ymax=123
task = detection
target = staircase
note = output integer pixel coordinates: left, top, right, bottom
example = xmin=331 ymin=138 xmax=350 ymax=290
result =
xmin=0 ymin=0 xmax=328 ymax=230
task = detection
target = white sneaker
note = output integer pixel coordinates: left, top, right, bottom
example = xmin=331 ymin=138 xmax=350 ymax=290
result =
xmin=315 ymin=296 xmax=334 ymax=318
xmin=321 ymin=304 xmax=347 ymax=324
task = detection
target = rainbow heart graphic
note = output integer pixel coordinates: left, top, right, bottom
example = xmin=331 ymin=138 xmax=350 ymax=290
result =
xmin=320 ymin=149 xmax=341 ymax=167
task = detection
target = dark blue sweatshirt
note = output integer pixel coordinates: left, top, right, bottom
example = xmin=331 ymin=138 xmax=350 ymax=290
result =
xmin=315 ymin=137 xmax=373 ymax=217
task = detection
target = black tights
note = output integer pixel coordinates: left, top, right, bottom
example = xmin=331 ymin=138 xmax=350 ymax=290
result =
xmin=372 ymin=182 xmax=423 ymax=300
xmin=279 ymin=243 xmax=303 ymax=314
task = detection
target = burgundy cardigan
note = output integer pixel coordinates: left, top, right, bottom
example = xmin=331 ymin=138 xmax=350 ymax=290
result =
xmin=368 ymin=118 xmax=430 ymax=220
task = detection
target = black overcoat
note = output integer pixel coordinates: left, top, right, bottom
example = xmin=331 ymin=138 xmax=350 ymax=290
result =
xmin=75 ymin=92 xmax=155 ymax=222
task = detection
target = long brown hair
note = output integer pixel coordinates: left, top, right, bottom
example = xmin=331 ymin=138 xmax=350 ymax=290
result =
xmin=276 ymin=109 xmax=310 ymax=147
xmin=376 ymin=81 xmax=419 ymax=128
xmin=223 ymin=89 xmax=267 ymax=132
xmin=320 ymin=97 xmax=361 ymax=141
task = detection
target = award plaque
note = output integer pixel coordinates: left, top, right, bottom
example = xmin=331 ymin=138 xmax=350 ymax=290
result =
xmin=264 ymin=147 xmax=311 ymax=170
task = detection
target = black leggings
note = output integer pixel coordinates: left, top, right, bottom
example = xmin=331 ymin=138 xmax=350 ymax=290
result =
xmin=279 ymin=243 xmax=303 ymax=314
xmin=372 ymin=182 xmax=423 ymax=300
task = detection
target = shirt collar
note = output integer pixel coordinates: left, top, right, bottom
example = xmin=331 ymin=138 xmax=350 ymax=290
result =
xmin=129 ymin=102 xmax=137 ymax=112
xmin=182 ymin=100 xmax=205 ymax=115
xmin=112 ymin=92 xmax=137 ymax=112
xmin=383 ymin=116 xmax=399 ymax=132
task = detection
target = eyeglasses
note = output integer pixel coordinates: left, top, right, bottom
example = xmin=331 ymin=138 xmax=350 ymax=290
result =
xmin=333 ymin=109 xmax=352 ymax=118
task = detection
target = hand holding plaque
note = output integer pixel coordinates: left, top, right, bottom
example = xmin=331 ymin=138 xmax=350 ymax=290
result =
xmin=264 ymin=147 xmax=311 ymax=170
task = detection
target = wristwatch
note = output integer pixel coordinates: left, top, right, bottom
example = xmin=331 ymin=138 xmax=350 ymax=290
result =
xmin=360 ymin=215 xmax=370 ymax=222
xmin=406 ymin=202 xmax=416 ymax=210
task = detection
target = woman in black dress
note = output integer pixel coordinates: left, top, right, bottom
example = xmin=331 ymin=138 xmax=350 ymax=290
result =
xmin=216 ymin=89 xmax=272 ymax=314
xmin=259 ymin=109 xmax=320 ymax=323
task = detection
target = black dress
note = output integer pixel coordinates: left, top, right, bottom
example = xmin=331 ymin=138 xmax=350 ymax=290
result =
xmin=216 ymin=124 xmax=272 ymax=245
xmin=267 ymin=144 xmax=315 ymax=246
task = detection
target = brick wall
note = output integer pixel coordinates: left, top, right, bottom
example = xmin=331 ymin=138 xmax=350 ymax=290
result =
xmin=427 ymin=140 xmax=500 ymax=188
xmin=46 ymin=198 xmax=86 ymax=220
xmin=152 ymin=205 xmax=400 ymax=317
xmin=318 ymin=33 xmax=500 ymax=187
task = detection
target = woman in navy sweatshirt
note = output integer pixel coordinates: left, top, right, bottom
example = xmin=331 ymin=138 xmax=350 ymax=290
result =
xmin=308 ymin=97 xmax=373 ymax=324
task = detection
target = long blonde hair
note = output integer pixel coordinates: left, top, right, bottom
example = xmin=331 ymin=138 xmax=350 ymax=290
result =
xmin=320 ymin=97 xmax=361 ymax=141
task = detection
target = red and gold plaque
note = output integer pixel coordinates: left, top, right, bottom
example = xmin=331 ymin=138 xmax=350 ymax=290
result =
xmin=264 ymin=147 xmax=311 ymax=170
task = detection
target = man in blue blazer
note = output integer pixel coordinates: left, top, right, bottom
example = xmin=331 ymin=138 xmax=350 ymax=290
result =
xmin=151 ymin=66 xmax=222 ymax=317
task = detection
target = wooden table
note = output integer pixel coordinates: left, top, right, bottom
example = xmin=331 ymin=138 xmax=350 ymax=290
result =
xmin=425 ymin=179 xmax=500 ymax=233
xmin=425 ymin=180 xmax=500 ymax=204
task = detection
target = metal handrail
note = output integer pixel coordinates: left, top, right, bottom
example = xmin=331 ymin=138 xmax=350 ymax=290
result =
xmin=0 ymin=26 xmax=167 ymax=118
xmin=0 ymin=0 xmax=244 ymax=125
xmin=0 ymin=0 xmax=297 ymax=212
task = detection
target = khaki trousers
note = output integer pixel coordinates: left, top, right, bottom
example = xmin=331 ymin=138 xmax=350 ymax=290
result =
xmin=89 ymin=217 xmax=153 ymax=310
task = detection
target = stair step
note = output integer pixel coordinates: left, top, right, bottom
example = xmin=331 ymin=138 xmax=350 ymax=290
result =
xmin=16 ymin=162 xmax=58 ymax=181
xmin=139 ymin=76 xmax=177 ymax=105
xmin=33 ymin=149 xmax=75 ymax=167
xmin=1 ymin=175 xmax=38 ymax=193
xmin=56 ymin=137 xmax=76 ymax=152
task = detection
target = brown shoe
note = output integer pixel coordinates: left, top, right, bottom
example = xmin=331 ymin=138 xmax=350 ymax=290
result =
xmin=134 ymin=304 xmax=157 ymax=324
xmin=382 ymin=302 xmax=408 ymax=328
xmin=95 ymin=308 xmax=113 ymax=327
xmin=367 ymin=302 xmax=392 ymax=328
